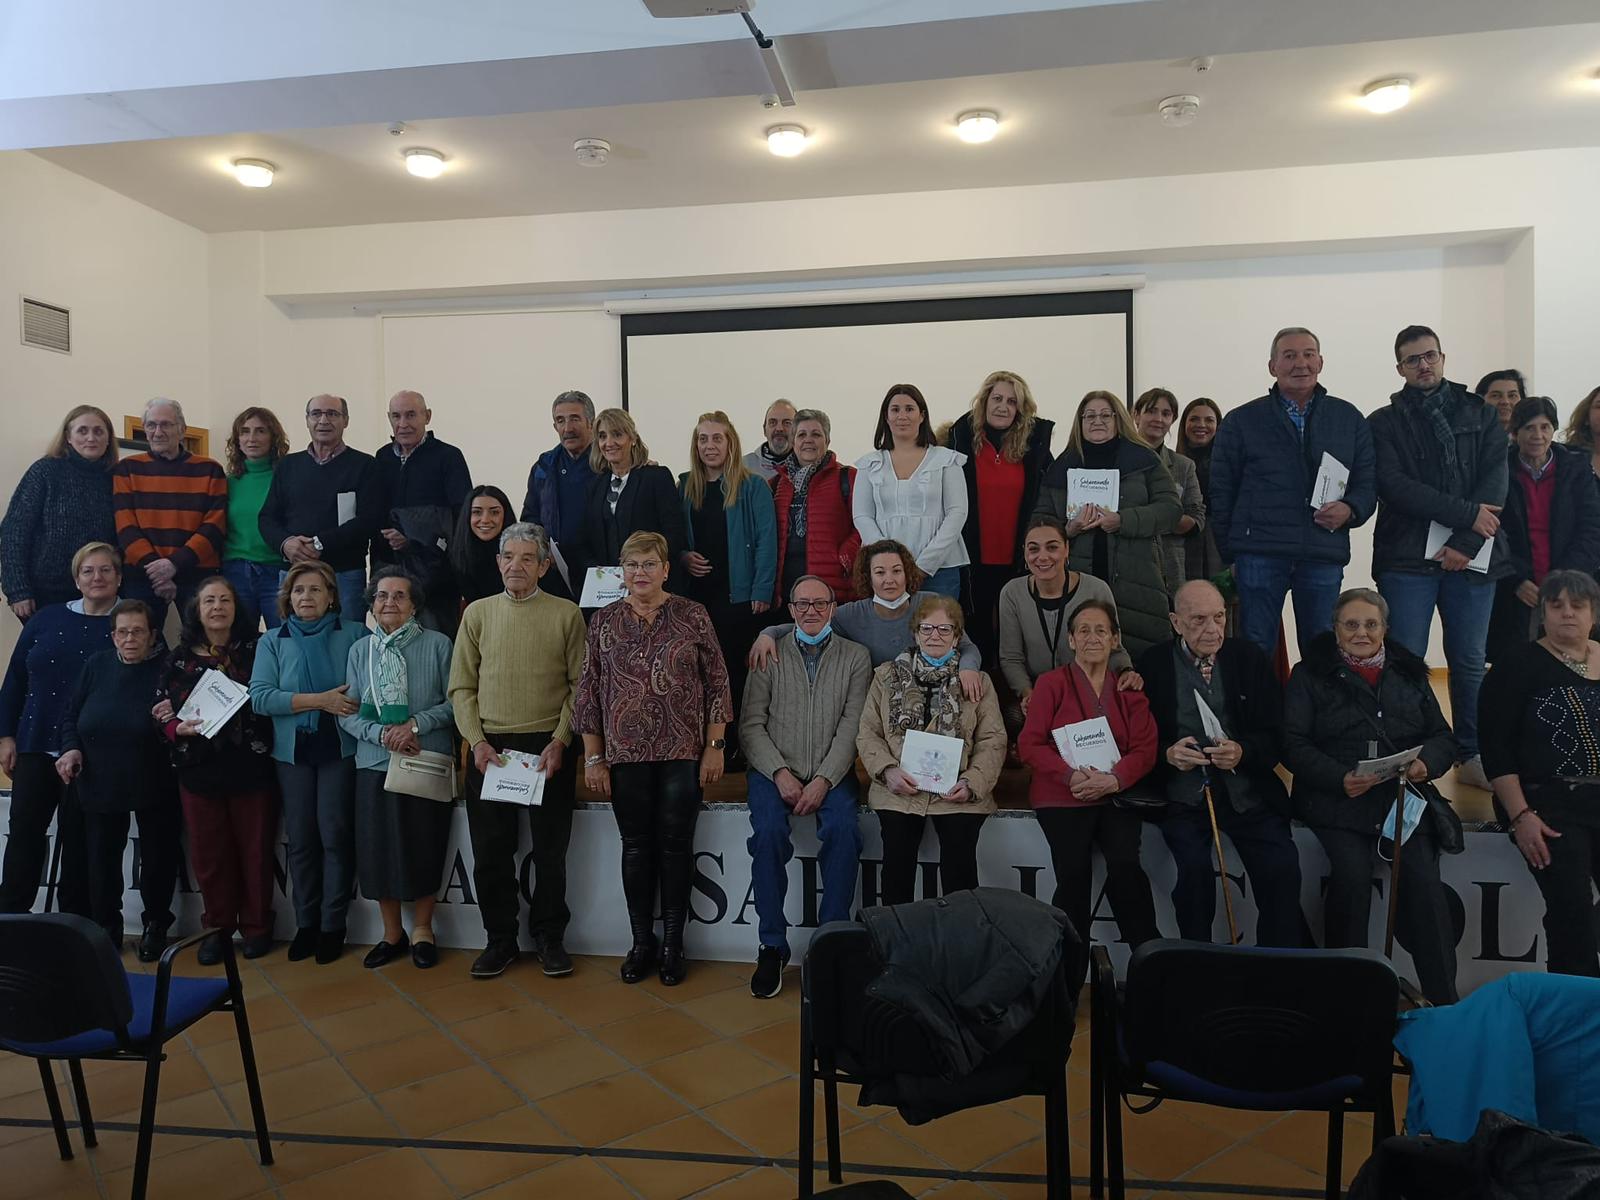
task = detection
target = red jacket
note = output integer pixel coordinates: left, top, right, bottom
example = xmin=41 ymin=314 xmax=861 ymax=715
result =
xmin=770 ymin=455 xmax=861 ymax=605
xmin=1018 ymin=663 xmax=1158 ymax=808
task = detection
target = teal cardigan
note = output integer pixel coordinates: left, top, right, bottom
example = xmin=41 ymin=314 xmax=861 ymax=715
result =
xmin=248 ymin=616 xmax=370 ymax=764
xmin=677 ymin=472 xmax=778 ymax=606
xmin=338 ymin=629 xmax=456 ymax=771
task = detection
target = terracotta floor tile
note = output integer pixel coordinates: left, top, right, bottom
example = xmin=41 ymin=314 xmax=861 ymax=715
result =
xmin=678 ymin=984 xmax=796 ymax=1038
xmin=310 ymin=996 xmax=436 ymax=1053
xmin=475 ymin=1153 xmax=638 ymax=1199
xmin=605 ymin=1113 xmax=751 ymax=1197
xmin=424 ymin=1105 xmax=572 ymax=1193
xmin=281 ymin=974 xmax=394 ymax=1019
xmin=75 ymin=1050 xmax=215 ymax=1117
xmin=828 ymin=1120 xmax=949 ymax=1187
xmin=496 ymin=1036 xmax=629 ymax=1101
xmin=1248 ymin=1108 xmax=1375 ymax=1186
xmin=374 ymin=1064 xmax=521 ymax=1138
xmin=413 ymin=977 xmax=525 ymax=1023
xmin=1162 ymin=1100 xmax=1284 ymax=1141
xmin=983 ymin=1139 xmax=1057 ymax=1200
xmin=1115 ymin=1102 xmax=1236 ymax=1181
xmin=636 ymin=959 xmax=751 ymax=1003
xmin=195 ymin=1018 xmax=326 ymax=1085
xmin=89 ymin=1086 xmax=238 ymax=1173
xmin=591 ymin=1006 xmax=723 ymax=1065
xmin=531 ymin=975 xmax=669 ymax=1028
xmin=2 ymin=1130 xmax=106 ymax=1199
xmin=645 ymin=1039 xmax=789 ymax=1110
xmin=264 ymin=1097 xmax=397 ymax=1183
xmin=280 ymin=1147 xmax=452 ymax=1199
xmin=892 ymin=1103 xmax=1044 ymax=1171
xmin=693 ymin=1166 xmax=802 ymax=1200
xmin=1180 ymin=1142 xmax=1326 ymax=1191
xmin=539 ymin=1069 xmax=691 ymax=1146
xmin=181 ymin=992 xmax=295 ymax=1049
xmin=738 ymin=1015 xmax=802 ymax=1070
xmin=0 ymin=1054 xmax=51 ymax=1101
xmin=704 ymin=1077 xmax=864 ymax=1158
xmin=452 ymin=1003 xmax=570 ymax=1059
xmin=0 ymin=1090 xmax=60 ymax=1148
xmin=100 ymin=1134 xmax=273 ymax=1200
xmin=341 ymin=1028 xmax=472 ymax=1093
xmin=220 ymin=1057 xmax=363 ymax=1124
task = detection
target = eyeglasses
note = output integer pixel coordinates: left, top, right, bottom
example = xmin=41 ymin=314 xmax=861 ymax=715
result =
xmin=143 ymin=420 xmax=178 ymax=432
xmin=790 ymin=599 xmax=834 ymax=613
xmin=307 ymin=409 xmax=344 ymax=421
xmin=1081 ymin=411 xmax=1115 ymax=423
xmin=917 ymin=623 xmax=957 ymax=637
xmin=1399 ymin=349 xmax=1442 ymax=370
xmin=1337 ymin=619 xmax=1384 ymax=633
xmin=621 ymin=559 xmax=662 ymax=573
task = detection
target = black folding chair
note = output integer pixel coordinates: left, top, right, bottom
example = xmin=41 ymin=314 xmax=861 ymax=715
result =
xmin=799 ymin=920 xmax=1076 ymax=1199
xmin=0 ymin=913 xmax=272 ymax=1200
xmin=1090 ymin=940 xmax=1398 ymax=1200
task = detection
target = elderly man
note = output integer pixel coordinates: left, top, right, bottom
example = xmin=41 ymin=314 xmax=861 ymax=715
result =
xmin=739 ymin=574 xmax=870 ymax=997
xmin=521 ymin=390 xmax=599 ymax=601
xmin=743 ymin=399 xmax=797 ymax=481
xmin=1136 ymin=579 xmax=1305 ymax=947
xmin=112 ymin=398 xmax=228 ymax=629
xmin=371 ymin=389 xmax=472 ymax=631
xmin=450 ymin=521 xmax=585 ymax=980
xmin=258 ymin=394 xmax=382 ymax=620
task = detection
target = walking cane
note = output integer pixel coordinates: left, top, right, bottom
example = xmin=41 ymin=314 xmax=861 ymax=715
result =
xmin=1202 ymin=767 xmax=1241 ymax=946
xmin=1382 ymin=777 xmax=1405 ymax=959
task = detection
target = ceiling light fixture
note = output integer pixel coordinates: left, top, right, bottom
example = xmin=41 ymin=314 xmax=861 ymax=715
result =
xmin=1360 ymin=77 xmax=1413 ymax=114
xmin=955 ymin=110 xmax=999 ymax=144
xmin=1157 ymin=95 xmax=1200 ymax=127
xmin=404 ymin=148 xmax=446 ymax=178
xmin=574 ymin=138 xmax=611 ymax=167
xmin=231 ymin=158 xmax=275 ymax=188
xmin=766 ymin=125 xmax=807 ymax=157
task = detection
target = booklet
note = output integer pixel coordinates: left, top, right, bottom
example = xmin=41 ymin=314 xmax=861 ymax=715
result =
xmin=1424 ymin=521 xmax=1492 ymax=573
xmin=1309 ymin=452 xmax=1350 ymax=509
xmin=899 ymin=729 xmax=965 ymax=796
xmin=1194 ymin=690 xmax=1228 ymax=742
xmin=176 ymin=668 xmax=249 ymax=739
xmin=1353 ymin=744 xmax=1423 ymax=780
xmin=481 ymin=749 xmax=546 ymax=807
xmin=1066 ymin=468 xmax=1120 ymax=513
xmin=579 ymin=565 xmax=627 ymax=608
xmin=1052 ymin=716 xmax=1122 ymax=772
xmin=336 ymin=490 xmax=357 ymax=526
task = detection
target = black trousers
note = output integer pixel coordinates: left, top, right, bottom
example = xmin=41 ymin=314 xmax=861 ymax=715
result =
xmin=876 ymin=809 xmax=987 ymax=906
xmin=1316 ymin=825 xmax=1458 ymax=1005
xmin=1036 ymin=804 xmax=1160 ymax=985
xmin=701 ymin=599 xmax=757 ymax=755
xmin=1528 ymin=813 xmax=1600 ymax=978
xmin=1158 ymin=801 xmax=1307 ymax=947
xmin=83 ymin=804 xmax=183 ymax=941
xmin=966 ymin=563 xmax=1019 ymax=671
xmin=0 ymin=752 xmax=89 ymax=917
xmin=610 ymin=760 xmax=702 ymax=950
xmin=466 ymin=731 xmax=577 ymax=945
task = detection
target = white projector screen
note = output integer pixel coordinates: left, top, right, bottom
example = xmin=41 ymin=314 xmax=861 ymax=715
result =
xmin=621 ymin=291 xmax=1133 ymax=472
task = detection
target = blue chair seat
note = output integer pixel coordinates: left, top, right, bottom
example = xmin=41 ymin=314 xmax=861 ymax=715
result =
xmin=1143 ymin=1060 xmax=1366 ymax=1111
xmin=2 ymin=974 xmax=230 ymax=1057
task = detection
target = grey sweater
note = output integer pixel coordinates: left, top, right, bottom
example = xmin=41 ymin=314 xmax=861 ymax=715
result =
xmin=740 ymin=632 xmax=872 ymax=787
xmin=760 ymin=591 xmax=980 ymax=670
xmin=996 ymin=572 xmax=1130 ymax=695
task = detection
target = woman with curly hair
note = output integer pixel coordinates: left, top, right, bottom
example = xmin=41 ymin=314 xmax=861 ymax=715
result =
xmin=221 ymin=406 xmax=291 ymax=630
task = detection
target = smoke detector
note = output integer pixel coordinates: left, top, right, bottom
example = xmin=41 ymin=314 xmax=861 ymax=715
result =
xmin=1158 ymin=94 xmax=1200 ymax=127
xmin=573 ymin=138 xmax=611 ymax=167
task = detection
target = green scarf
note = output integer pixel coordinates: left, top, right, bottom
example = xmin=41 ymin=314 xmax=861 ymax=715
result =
xmin=360 ymin=619 xmax=421 ymax=724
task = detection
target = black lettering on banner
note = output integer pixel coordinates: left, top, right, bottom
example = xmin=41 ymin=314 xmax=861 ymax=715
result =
xmin=1013 ymin=864 xmax=1043 ymax=900
xmin=689 ymin=851 xmax=728 ymax=924
xmin=439 ymin=851 xmax=476 ymax=906
xmin=798 ymin=855 xmax=821 ymax=928
xmin=1474 ymin=880 xmax=1538 ymax=962
xmin=732 ymin=878 xmax=758 ymax=927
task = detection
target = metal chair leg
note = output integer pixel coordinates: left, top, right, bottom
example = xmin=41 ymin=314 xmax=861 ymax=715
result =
xmin=67 ymin=1059 xmax=95 ymax=1147
xmin=1325 ymin=1109 xmax=1344 ymax=1200
xmin=36 ymin=1060 xmax=72 ymax=1160
xmin=1106 ymin=1074 xmax=1125 ymax=1200
xmin=1089 ymin=1014 xmax=1103 ymax=1198
xmin=798 ymin=1043 xmax=815 ymax=1199
xmin=1045 ymin=1071 xmax=1071 ymax=1200
xmin=229 ymin=988 xmax=273 ymax=1164
xmin=129 ymin=1052 xmax=164 ymax=1200
xmin=823 ymin=1071 xmax=842 ymax=1183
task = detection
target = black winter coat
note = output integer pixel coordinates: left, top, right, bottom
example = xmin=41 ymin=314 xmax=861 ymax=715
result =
xmin=945 ymin=415 xmax=1055 ymax=571
xmin=568 ymin=463 xmax=688 ymax=579
xmin=1282 ymin=633 xmax=1457 ymax=834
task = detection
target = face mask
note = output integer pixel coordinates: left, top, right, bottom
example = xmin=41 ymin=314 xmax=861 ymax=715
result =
xmin=920 ymin=648 xmax=956 ymax=668
xmin=873 ymin=591 xmax=910 ymax=610
xmin=794 ymin=623 xmax=832 ymax=646
xmin=1380 ymin=786 xmax=1427 ymax=849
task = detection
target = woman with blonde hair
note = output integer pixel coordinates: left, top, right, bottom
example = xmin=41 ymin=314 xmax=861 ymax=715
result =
xmin=570 ymin=408 xmax=686 ymax=593
xmin=1 ymin=405 xmax=119 ymax=621
xmin=221 ymin=406 xmax=291 ymax=631
xmin=943 ymin=371 xmax=1056 ymax=668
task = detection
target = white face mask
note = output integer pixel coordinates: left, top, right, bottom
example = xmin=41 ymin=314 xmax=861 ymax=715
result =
xmin=873 ymin=591 xmax=910 ymax=610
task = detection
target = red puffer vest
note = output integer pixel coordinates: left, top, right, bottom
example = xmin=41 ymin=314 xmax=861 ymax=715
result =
xmin=770 ymin=455 xmax=861 ymax=605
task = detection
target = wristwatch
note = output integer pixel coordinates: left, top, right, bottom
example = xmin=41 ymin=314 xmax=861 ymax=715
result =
xmin=409 ymin=719 xmax=420 ymax=736
xmin=707 ymin=738 xmax=727 ymax=751
xmin=584 ymin=754 xmax=606 ymax=768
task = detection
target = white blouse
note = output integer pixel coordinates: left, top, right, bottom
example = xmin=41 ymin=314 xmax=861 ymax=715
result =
xmin=852 ymin=446 xmax=970 ymax=574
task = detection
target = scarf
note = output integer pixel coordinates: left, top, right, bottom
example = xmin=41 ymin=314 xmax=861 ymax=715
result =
xmin=1408 ymin=382 xmax=1463 ymax=496
xmin=360 ymin=618 xmax=421 ymax=723
xmin=285 ymin=613 xmax=340 ymax=733
xmin=885 ymin=649 xmax=964 ymax=740
xmin=1339 ymin=643 xmax=1387 ymax=687
xmin=783 ymin=453 xmax=827 ymax=538
xmin=761 ymin=442 xmax=794 ymax=471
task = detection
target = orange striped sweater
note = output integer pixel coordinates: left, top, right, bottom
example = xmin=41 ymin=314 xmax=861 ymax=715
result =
xmin=111 ymin=450 xmax=228 ymax=572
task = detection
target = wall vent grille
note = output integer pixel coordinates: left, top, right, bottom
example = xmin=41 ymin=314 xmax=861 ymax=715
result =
xmin=21 ymin=297 xmax=71 ymax=354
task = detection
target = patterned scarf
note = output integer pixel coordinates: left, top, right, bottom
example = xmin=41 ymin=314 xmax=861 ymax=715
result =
xmin=360 ymin=618 xmax=421 ymax=723
xmin=1339 ymin=645 xmax=1387 ymax=672
xmin=285 ymin=613 xmax=339 ymax=733
xmin=885 ymin=649 xmax=964 ymax=739
xmin=1410 ymin=382 xmax=1463 ymax=496
xmin=783 ymin=453 xmax=828 ymax=539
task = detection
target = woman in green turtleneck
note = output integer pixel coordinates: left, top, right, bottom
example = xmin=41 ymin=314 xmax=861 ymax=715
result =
xmin=222 ymin=407 xmax=291 ymax=631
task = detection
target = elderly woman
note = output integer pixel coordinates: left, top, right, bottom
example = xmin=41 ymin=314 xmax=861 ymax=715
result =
xmin=1488 ymin=397 xmax=1600 ymax=662
xmin=154 ymin=576 xmax=277 ymax=964
xmin=249 ymin=561 xmax=368 ymax=965
xmin=449 ymin=484 xmax=515 ymax=607
xmin=1 ymin=406 xmax=119 ymax=622
xmin=575 ymin=531 xmax=732 ymax=987
xmin=771 ymin=409 xmax=861 ymax=606
xmin=1133 ymin=388 xmax=1207 ymax=599
xmin=856 ymin=594 xmax=1006 ymax=906
xmin=1018 ymin=600 xmax=1161 ymax=977
xmin=570 ymin=408 xmax=687 ymax=589
xmin=1034 ymin=391 xmax=1181 ymax=658
xmin=56 ymin=600 xmax=179 ymax=959
xmin=1283 ymin=588 xmax=1460 ymax=1005
xmin=0 ymin=541 xmax=122 ymax=918
xmin=220 ymin=406 xmax=291 ymax=631
xmin=1482 ymin=571 xmax=1600 ymax=976
xmin=339 ymin=568 xmax=455 ymax=970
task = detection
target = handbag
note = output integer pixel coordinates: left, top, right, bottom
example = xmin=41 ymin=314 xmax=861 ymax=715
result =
xmin=384 ymin=748 xmax=458 ymax=804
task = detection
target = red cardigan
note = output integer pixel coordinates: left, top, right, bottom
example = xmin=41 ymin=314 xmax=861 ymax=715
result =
xmin=770 ymin=455 xmax=861 ymax=605
xmin=1018 ymin=662 xmax=1158 ymax=809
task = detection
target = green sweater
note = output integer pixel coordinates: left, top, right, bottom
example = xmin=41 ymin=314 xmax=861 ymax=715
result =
xmin=223 ymin=457 xmax=280 ymax=564
xmin=449 ymin=589 xmax=585 ymax=748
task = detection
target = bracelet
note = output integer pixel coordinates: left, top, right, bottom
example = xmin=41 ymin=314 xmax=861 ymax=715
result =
xmin=1510 ymin=808 xmax=1536 ymax=830
xmin=584 ymin=754 xmax=606 ymax=768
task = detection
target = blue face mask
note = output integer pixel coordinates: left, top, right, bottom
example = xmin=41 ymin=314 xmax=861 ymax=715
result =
xmin=920 ymin=648 xmax=957 ymax=668
xmin=795 ymin=623 xmax=832 ymax=646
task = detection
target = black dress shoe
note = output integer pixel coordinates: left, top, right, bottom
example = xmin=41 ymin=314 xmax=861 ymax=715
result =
xmin=137 ymin=924 xmax=170 ymax=964
xmin=620 ymin=941 xmax=658 ymax=985
xmin=657 ymin=944 xmax=687 ymax=987
xmin=240 ymin=933 xmax=274 ymax=959
xmin=315 ymin=929 xmax=346 ymax=965
xmin=362 ymin=933 xmax=410 ymax=969
xmin=411 ymin=939 xmax=438 ymax=970
xmin=286 ymin=927 xmax=318 ymax=962
xmin=533 ymin=937 xmax=573 ymax=978
xmin=196 ymin=932 xmax=228 ymax=967
xmin=471 ymin=940 xmax=518 ymax=979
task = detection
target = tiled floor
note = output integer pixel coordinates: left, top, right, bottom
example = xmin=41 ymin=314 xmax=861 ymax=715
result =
xmin=0 ymin=940 xmax=1407 ymax=1200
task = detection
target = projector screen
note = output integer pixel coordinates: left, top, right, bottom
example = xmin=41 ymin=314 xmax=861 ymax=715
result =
xmin=621 ymin=290 xmax=1133 ymax=471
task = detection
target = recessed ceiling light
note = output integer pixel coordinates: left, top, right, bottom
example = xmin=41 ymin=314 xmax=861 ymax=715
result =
xmin=231 ymin=158 xmax=275 ymax=188
xmin=766 ymin=125 xmax=807 ymax=157
xmin=955 ymin=110 xmax=999 ymax=144
xmin=1361 ymin=78 xmax=1413 ymax=114
xmin=404 ymin=148 xmax=446 ymax=178
xmin=1157 ymin=95 xmax=1200 ymax=127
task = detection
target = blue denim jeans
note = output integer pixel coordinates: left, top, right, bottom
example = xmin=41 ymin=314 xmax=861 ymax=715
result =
xmin=745 ymin=770 xmax=862 ymax=956
xmin=1376 ymin=569 xmax=1494 ymax=759
xmin=278 ymin=567 xmax=368 ymax=629
xmin=222 ymin=560 xmax=284 ymax=631
xmin=921 ymin=566 xmax=962 ymax=603
xmin=1233 ymin=553 xmax=1344 ymax=657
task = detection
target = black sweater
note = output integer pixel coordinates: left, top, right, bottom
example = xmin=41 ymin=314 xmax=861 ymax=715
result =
xmin=368 ymin=434 xmax=473 ymax=568
xmin=1480 ymin=643 xmax=1600 ymax=818
xmin=60 ymin=650 xmax=173 ymax=813
xmin=257 ymin=446 xmax=383 ymax=573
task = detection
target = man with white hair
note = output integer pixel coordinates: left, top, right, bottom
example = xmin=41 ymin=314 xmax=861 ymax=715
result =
xmin=520 ymin=390 xmax=599 ymax=601
xmin=743 ymin=399 xmax=797 ymax=481
xmin=111 ymin=397 xmax=228 ymax=629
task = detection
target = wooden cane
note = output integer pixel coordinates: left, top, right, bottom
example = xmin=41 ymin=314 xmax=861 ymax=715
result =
xmin=1383 ymin=777 xmax=1405 ymax=959
xmin=1203 ymin=773 xmax=1241 ymax=945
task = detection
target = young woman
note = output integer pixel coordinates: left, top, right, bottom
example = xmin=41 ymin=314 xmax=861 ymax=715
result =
xmin=449 ymin=484 xmax=515 ymax=606
xmin=1475 ymin=369 xmax=1527 ymax=436
xmin=1175 ymin=398 xmax=1226 ymax=587
xmin=1561 ymin=386 xmax=1600 ymax=481
xmin=220 ymin=407 xmax=290 ymax=630
xmin=1132 ymin=388 xmax=1206 ymax=599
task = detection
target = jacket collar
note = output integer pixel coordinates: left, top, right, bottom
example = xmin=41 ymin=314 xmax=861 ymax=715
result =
xmin=1301 ymin=630 xmax=1429 ymax=685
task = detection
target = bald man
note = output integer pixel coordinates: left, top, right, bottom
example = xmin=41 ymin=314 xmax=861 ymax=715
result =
xmin=743 ymin=400 xmax=797 ymax=481
xmin=1136 ymin=580 xmax=1306 ymax=947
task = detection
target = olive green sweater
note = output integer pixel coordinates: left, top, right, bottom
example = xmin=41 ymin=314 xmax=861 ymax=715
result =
xmin=449 ymin=589 xmax=585 ymax=748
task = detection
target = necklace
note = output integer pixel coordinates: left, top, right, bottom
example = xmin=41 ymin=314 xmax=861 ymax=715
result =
xmin=1550 ymin=642 xmax=1591 ymax=677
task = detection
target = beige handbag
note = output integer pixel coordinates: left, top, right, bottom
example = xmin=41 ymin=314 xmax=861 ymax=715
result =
xmin=384 ymin=748 xmax=458 ymax=804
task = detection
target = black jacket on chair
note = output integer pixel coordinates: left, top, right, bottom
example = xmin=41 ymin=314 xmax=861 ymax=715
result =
xmin=1282 ymin=633 xmax=1457 ymax=835
xmin=945 ymin=415 xmax=1055 ymax=570
xmin=569 ymin=463 xmax=688 ymax=578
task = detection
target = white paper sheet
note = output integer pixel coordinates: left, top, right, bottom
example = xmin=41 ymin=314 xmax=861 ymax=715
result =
xmin=481 ymin=749 xmax=546 ymax=806
xmin=176 ymin=668 xmax=249 ymax=739
xmin=1309 ymin=452 xmax=1350 ymax=509
xmin=1066 ymin=468 xmax=1120 ymax=513
xmin=336 ymin=491 xmax=357 ymax=526
xmin=1425 ymin=521 xmax=1492 ymax=573
xmin=578 ymin=565 xmax=627 ymax=609
xmin=1194 ymin=690 xmax=1228 ymax=742
xmin=1052 ymin=716 xmax=1122 ymax=772
xmin=1354 ymin=744 xmax=1423 ymax=780
xmin=899 ymin=729 xmax=965 ymax=795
